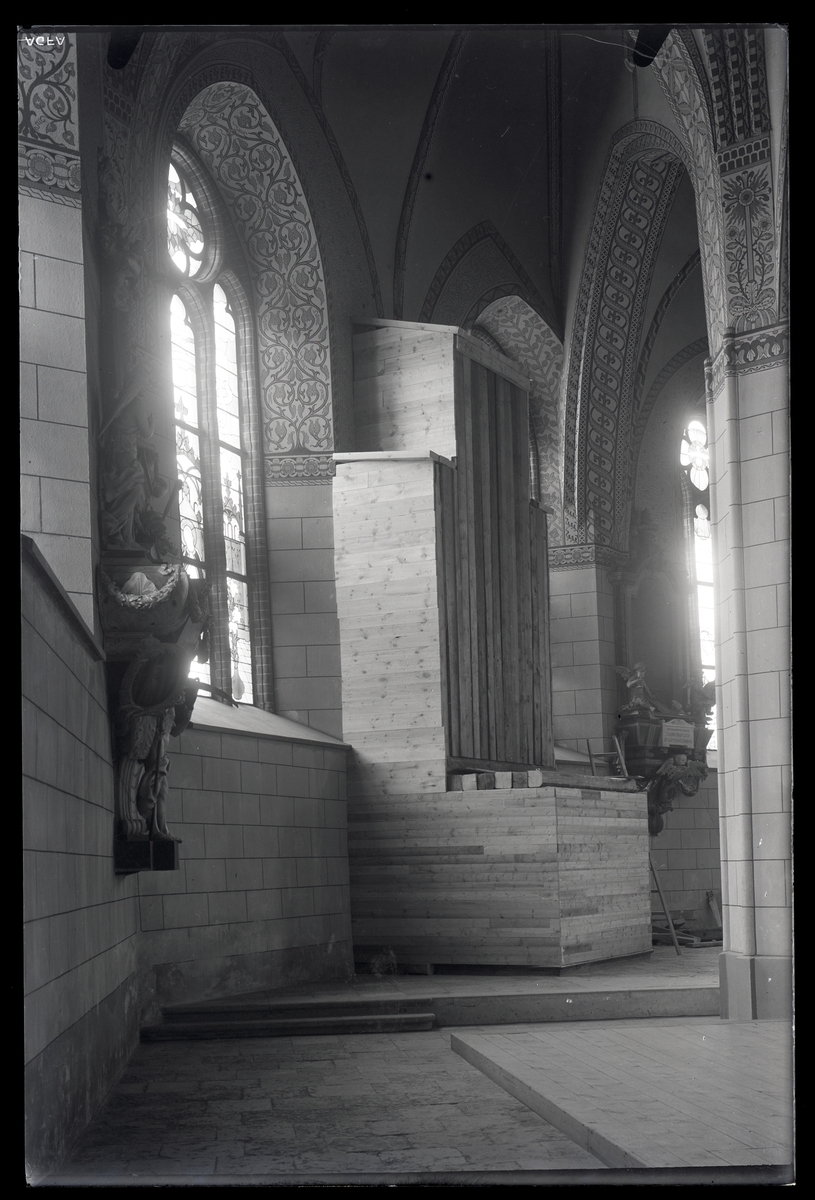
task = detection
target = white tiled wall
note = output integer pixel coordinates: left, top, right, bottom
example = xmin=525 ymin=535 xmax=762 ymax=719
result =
xmin=548 ymin=563 xmax=618 ymax=750
xmin=19 ymin=194 xmax=94 ymax=632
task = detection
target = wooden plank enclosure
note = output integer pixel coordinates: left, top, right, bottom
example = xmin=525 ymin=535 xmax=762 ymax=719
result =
xmin=348 ymin=786 xmax=651 ymax=968
xmin=341 ymin=321 xmax=649 ymax=969
xmin=333 ymin=455 xmax=448 ymax=797
xmin=435 ymin=350 xmax=554 ymax=771
xmin=344 ymin=321 xmax=554 ymax=789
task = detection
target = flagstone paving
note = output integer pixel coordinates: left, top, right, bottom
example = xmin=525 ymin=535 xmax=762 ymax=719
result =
xmin=52 ymin=1029 xmax=605 ymax=1181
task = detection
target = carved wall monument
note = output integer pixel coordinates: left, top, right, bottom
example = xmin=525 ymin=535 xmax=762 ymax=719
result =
xmin=100 ymin=560 xmax=209 ymax=872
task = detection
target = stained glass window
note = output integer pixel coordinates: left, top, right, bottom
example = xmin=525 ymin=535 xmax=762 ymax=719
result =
xmin=214 ymin=284 xmax=253 ymax=704
xmin=168 ymin=152 xmax=255 ymax=704
xmin=171 ymin=293 xmax=209 ymax=690
xmin=681 ymin=419 xmax=716 ymax=750
xmin=167 ymin=162 xmax=206 ymax=277
xmin=680 ymin=419 xmax=710 ymax=491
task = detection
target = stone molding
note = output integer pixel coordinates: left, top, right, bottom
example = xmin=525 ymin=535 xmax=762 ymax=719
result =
xmin=652 ymin=34 xmax=728 ymax=350
xmin=632 ymin=339 xmax=709 ymax=485
xmin=632 ymin=251 xmax=702 ymax=422
xmin=18 ymin=141 xmax=80 ymax=192
xmin=706 ymin=322 xmax=789 ymax=398
xmin=18 ymin=181 xmax=81 ymax=207
xmin=548 ymin=543 xmax=629 ymax=571
xmin=264 ymin=455 xmax=336 ymax=483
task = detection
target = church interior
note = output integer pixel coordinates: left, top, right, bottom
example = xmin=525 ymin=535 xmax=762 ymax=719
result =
xmin=21 ymin=24 xmax=790 ymax=1180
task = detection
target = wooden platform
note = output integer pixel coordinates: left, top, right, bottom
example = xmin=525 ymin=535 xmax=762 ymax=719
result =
xmin=349 ymin=785 xmax=651 ymax=969
xmin=452 ymin=1017 xmax=793 ymax=1168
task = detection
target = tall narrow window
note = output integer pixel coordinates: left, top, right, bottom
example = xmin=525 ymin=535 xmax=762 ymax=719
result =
xmin=167 ymin=149 xmax=255 ymax=704
xmin=681 ymin=418 xmax=717 ymax=749
xmin=213 ymin=284 xmax=252 ymax=703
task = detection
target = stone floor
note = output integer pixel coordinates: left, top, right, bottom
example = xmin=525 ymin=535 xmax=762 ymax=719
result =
xmin=50 ymin=1029 xmax=609 ymax=1183
xmin=41 ymin=948 xmax=794 ymax=1186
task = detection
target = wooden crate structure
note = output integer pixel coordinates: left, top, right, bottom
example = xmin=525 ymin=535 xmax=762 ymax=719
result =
xmin=348 ymin=785 xmax=651 ymax=969
xmin=336 ymin=320 xmax=554 ymax=797
xmin=336 ymin=320 xmax=650 ymax=968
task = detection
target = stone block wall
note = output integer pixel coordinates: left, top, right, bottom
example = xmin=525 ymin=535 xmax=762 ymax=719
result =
xmin=709 ymin=345 xmax=791 ymax=1018
xmin=23 ymin=540 xmax=140 ymax=1181
xmin=138 ymin=722 xmax=353 ymax=1018
xmin=20 ymin=192 xmax=96 ymax=635
xmin=265 ymin=480 xmax=343 ymax=740
xmin=548 ymin=562 xmax=618 ymax=750
xmin=650 ymin=770 xmax=722 ymax=927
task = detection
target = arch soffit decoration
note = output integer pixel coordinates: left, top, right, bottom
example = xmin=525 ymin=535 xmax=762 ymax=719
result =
xmin=561 ymin=121 xmax=689 ymax=551
xmin=651 ymin=28 xmax=782 ymax=344
xmin=147 ymin=50 xmax=335 ymax=463
xmin=174 ymin=80 xmax=333 ymax=459
xmin=103 ymin=34 xmax=382 ymax=470
xmin=473 ymin=295 xmax=565 ymax=535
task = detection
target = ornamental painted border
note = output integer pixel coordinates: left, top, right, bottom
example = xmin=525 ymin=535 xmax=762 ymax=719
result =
xmin=706 ymin=323 xmax=789 ymax=399
xmin=264 ymin=455 xmax=336 ymax=483
xmin=548 ymin=543 xmax=629 ymax=571
xmin=178 ymin=79 xmax=333 ymax=457
xmin=560 ymin=122 xmax=694 ymax=557
xmin=561 ymin=127 xmax=688 ymax=552
xmin=18 ymin=145 xmax=80 ymax=192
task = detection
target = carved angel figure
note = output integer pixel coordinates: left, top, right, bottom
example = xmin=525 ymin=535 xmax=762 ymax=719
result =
xmin=616 ymin=662 xmax=655 ymax=712
xmin=682 ymin=673 xmax=717 ymax=726
xmin=646 ymin=752 xmax=708 ymax=836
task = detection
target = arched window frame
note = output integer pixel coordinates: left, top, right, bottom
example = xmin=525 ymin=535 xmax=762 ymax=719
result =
xmin=166 ymin=138 xmax=273 ymax=710
xmin=680 ymin=410 xmax=717 ymax=748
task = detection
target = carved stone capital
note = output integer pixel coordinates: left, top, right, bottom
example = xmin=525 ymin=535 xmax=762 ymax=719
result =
xmin=706 ymin=322 xmax=789 ymax=397
xmin=548 ymin=543 xmax=629 ymax=571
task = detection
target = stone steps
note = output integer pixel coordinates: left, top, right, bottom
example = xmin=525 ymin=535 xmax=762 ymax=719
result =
xmin=140 ymin=980 xmax=718 ymax=1041
xmin=141 ymin=1009 xmax=437 ymax=1041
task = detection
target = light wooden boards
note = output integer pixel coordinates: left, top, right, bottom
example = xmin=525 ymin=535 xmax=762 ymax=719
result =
xmin=349 ymin=786 xmax=651 ymax=968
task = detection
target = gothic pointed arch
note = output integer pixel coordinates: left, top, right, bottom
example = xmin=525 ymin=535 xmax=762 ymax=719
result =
xmin=561 ymin=122 xmax=688 ymax=551
xmin=419 ymin=220 xmax=559 ymax=338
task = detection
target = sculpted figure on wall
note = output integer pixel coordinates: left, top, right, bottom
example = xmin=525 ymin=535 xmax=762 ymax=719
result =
xmin=99 ymin=374 xmax=176 ymax=559
xmin=111 ymin=594 xmax=207 ymax=846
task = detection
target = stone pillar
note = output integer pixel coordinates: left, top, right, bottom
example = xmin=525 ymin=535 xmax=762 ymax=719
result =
xmin=548 ymin=551 xmax=620 ymax=752
xmin=706 ymin=325 xmax=791 ymax=1020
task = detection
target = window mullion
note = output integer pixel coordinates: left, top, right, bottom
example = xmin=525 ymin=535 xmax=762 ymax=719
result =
xmin=197 ymin=300 xmax=233 ymax=702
